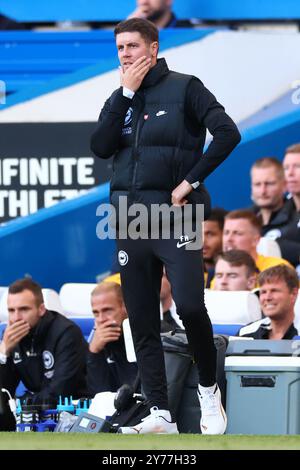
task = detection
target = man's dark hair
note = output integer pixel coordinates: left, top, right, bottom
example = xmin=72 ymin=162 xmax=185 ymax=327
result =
xmin=258 ymin=265 xmax=299 ymax=292
xmin=114 ymin=18 xmax=159 ymax=44
xmin=206 ymin=207 xmax=228 ymax=231
xmin=216 ymin=250 xmax=257 ymax=277
xmin=225 ymin=209 xmax=262 ymax=232
xmin=8 ymin=278 xmax=44 ymax=306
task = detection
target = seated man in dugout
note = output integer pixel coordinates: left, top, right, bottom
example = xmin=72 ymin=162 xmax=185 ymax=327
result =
xmin=209 ymin=210 xmax=292 ymax=290
xmin=203 ymin=208 xmax=228 ymax=288
xmin=250 ymin=155 xmax=300 ymax=268
xmin=0 ymin=278 xmax=87 ymax=431
xmin=103 ymin=270 xmax=183 ymax=332
xmin=238 ymin=265 xmax=299 ymax=339
xmin=213 ymin=249 xmax=257 ymax=292
xmin=222 ymin=209 xmax=292 ymax=272
xmin=282 ymin=143 xmax=300 ymax=271
xmin=86 ymin=282 xmax=138 ymax=396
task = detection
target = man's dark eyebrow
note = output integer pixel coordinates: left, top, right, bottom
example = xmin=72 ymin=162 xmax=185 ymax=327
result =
xmin=118 ymin=41 xmax=139 ymax=47
xmin=8 ymin=305 xmax=30 ymax=311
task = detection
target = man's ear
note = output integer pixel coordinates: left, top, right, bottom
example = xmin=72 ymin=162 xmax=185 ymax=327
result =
xmin=290 ymin=287 xmax=299 ymax=305
xmin=151 ymin=41 xmax=159 ymax=57
xmin=247 ymin=274 xmax=257 ymax=291
xmin=121 ymin=303 xmax=128 ymax=322
xmin=38 ymin=303 xmax=46 ymax=317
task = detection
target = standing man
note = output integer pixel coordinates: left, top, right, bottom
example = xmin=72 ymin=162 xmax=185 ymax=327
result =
xmin=91 ymin=18 xmax=240 ymax=434
xmin=160 ymin=269 xmax=183 ymax=332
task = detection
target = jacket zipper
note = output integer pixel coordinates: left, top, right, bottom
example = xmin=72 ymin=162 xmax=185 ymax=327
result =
xmin=131 ymin=118 xmax=142 ymax=191
xmin=131 ymin=93 xmax=145 ymax=197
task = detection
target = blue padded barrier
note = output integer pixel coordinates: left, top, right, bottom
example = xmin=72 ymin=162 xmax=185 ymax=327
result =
xmin=0 ymin=183 xmax=115 ymax=291
xmin=206 ymin=104 xmax=300 ymax=209
xmin=0 ymin=28 xmax=214 ymax=103
xmin=0 ymin=31 xmax=117 ymax=96
xmin=69 ymin=317 xmax=244 ymax=341
xmin=1 ymin=0 xmax=300 ymax=22
xmin=212 ymin=324 xmax=243 ymax=336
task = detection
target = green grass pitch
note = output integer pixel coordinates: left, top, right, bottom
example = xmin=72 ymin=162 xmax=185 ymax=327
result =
xmin=1 ymin=433 xmax=300 ymax=450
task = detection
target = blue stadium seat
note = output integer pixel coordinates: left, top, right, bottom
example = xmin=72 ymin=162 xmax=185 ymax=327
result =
xmin=0 ymin=322 xmax=6 ymax=339
xmin=69 ymin=317 xmax=94 ymax=341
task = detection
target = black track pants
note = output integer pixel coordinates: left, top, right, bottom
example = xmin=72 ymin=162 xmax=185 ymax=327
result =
xmin=117 ymin=236 xmax=217 ymax=410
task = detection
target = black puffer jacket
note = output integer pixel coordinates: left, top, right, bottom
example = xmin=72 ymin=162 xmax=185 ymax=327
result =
xmin=91 ymin=58 xmax=241 ymax=213
xmin=86 ymin=334 xmax=138 ymax=396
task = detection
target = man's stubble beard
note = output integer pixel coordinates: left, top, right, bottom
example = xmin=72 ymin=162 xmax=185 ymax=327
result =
xmin=255 ymin=198 xmax=282 ymax=212
xmin=147 ymin=9 xmax=166 ymax=22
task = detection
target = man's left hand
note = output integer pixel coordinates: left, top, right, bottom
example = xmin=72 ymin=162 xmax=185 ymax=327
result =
xmin=171 ymin=180 xmax=193 ymax=206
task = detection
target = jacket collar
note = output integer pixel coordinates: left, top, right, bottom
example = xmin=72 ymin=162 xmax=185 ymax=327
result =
xmin=253 ymin=196 xmax=296 ymax=227
xmin=141 ymin=58 xmax=169 ymax=89
xmin=260 ymin=318 xmax=298 ymax=339
xmin=165 ymin=12 xmax=178 ymax=28
xmin=20 ymin=310 xmax=56 ymax=349
xmin=33 ymin=310 xmax=56 ymax=340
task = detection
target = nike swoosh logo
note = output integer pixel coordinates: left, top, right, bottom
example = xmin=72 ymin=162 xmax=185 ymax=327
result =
xmin=176 ymin=239 xmax=195 ymax=248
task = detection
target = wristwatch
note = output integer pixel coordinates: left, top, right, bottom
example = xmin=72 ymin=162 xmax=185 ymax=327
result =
xmin=190 ymin=181 xmax=200 ymax=190
xmin=0 ymin=351 xmax=7 ymax=364
xmin=122 ymin=87 xmax=135 ymax=99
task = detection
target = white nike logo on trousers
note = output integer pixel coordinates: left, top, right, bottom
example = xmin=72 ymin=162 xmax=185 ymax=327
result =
xmin=176 ymin=239 xmax=195 ymax=248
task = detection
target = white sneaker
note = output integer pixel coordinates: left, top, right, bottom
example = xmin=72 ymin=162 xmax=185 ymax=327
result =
xmin=197 ymin=384 xmax=227 ymax=435
xmin=118 ymin=406 xmax=179 ymax=434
